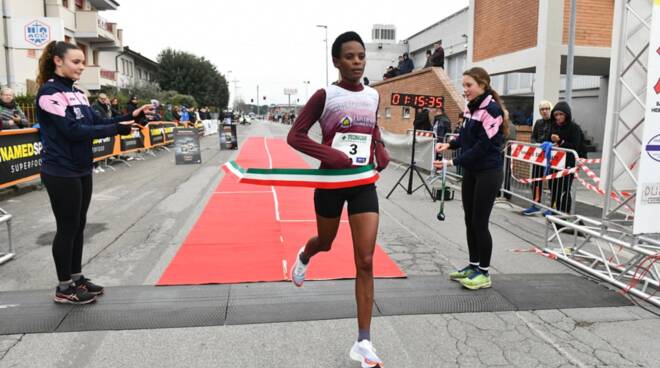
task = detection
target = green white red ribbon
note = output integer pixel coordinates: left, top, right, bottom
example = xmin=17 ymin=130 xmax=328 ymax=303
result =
xmin=222 ymin=161 xmax=379 ymax=189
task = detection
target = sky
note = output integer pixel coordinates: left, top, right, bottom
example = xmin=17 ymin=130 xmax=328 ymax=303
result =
xmin=103 ymin=0 xmax=469 ymax=106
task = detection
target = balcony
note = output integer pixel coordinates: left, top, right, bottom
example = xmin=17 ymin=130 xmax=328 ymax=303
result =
xmin=45 ymin=3 xmax=76 ymax=31
xmin=88 ymin=0 xmax=119 ymax=11
xmin=74 ymin=11 xmax=121 ymax=48
xmin=78 ymin=66 xmax=117 ymax=91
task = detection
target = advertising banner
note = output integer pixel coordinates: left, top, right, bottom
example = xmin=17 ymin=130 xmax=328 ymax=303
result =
xmin=633 ymin=0 xmax=660 ymax=234
xmin=9 ymin=17 xmax=64 ymax=49
xmin=92 ymin=136 xmax=115 ymax=160
xmin=120 ymin=129 xmax=145 ymax=152
xmin=174 ymin=128 xmax=201 ymax=164
xmin=0 ymin=131 xmax=43 ymax=188
xmin=219 ymin=124 xmax=238 ymax=150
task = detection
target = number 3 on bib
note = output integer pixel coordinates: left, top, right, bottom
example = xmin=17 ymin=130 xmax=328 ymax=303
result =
xmin=331 ymin=133 xmax=372 ymax=166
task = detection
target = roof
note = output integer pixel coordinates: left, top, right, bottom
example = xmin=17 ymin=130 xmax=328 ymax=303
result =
xmin=122 ymin=46 xmax=159 ymax=70
xmin=404 ymin=7 xmax=469 ymax=40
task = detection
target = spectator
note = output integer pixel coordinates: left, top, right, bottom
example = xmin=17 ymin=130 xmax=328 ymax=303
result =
xmin=430 ymin=41 xmax=445 ymax=68
xmin=412 ymin=107 xmax=432 ymax=131
xmin=91 ymin=93 xmax=111 ymax=119
xmin=432 ymin=107 xmax=452 ymax=139
xmin=189 ymin=107 xmax=198 ymax=124
xmin=548 ymin=101 xmax=582 ymax=215
xmin=522 ymin=100 xmax=554 ymax=216
xmin=424 ymin=49 xmax=433 ymax=68
xmin=454 ymin=112 xmax=464 ymax=133
xmin=172 ymin=105 xmax=181 ymax=122
xmin=383 ymin=66 xmax=397 ymax=79
xmin=0 ymin=87 xmax=29 ymax=129
xmin=396 ymin=56 xmax=405 ymax=75
xmin=398 ymin=53 xmax=414 ymax=75
xmin=110 ymin=97 xmax=121 ymax=117
xmin=163 ymin=105 xmax=175 ymax=122
xmin=126 ymin=95 xmax=139 ymax=116
xmin=179 ymin=106 xmax=190 ymax=124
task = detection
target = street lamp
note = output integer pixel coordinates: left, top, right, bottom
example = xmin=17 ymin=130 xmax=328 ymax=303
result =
xmin=303 ymin=80 xmax=310 ymax=103
xmin=316 ymin=25 xmax=328 ymax=86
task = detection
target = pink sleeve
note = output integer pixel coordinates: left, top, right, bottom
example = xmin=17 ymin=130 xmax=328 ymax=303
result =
xmin=482 ymin=111 xmax=503 ymax=139
xmin=38 ymin=92 xmax=68 ymax=117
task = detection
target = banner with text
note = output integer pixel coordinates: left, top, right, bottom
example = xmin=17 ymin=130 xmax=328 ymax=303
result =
xmin=633 ymin=1 xmax=660 ymax=234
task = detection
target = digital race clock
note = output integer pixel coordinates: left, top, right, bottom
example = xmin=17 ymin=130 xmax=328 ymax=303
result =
xmin=390 ymin=93 xmax=444 ymax=109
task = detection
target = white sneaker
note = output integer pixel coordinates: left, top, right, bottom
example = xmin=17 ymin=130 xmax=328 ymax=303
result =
xmin=291 ymin=246 xmax=308 ymax=287
xmin=350 ymin=340 xmax=383 ymax=367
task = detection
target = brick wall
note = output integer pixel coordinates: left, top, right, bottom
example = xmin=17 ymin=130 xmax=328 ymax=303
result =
xmin=562 ymin=0 xmax=614 ymax=47
xmin=371 ymin=67 xmax=465 ymax=134
xmin=512 ymin=125 xmax=532 ymax=179
xmin=473 ymin=0 xmax=539 ymax=62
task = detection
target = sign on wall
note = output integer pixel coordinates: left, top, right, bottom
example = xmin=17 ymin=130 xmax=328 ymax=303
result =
xmin=633 ymin=0 xmax=660 ymax=234
xmin=9 ymin=17 xmax=64 ymax=49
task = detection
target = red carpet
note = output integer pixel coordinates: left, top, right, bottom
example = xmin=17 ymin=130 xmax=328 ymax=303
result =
xmin=158 ymin=137 xmax=405 ymax=285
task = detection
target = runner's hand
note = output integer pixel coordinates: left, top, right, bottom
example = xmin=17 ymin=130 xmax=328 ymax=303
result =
xmin=435 ymin=143 xmax=450 ymax=152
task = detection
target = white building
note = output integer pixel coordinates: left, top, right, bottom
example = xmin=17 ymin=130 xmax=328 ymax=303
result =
xmin=0 ymin=0 xmax=124 ymax=94
xmin=364 ymin=3 xmax=611 ymax=150
xmin=363 ymin=24 xmax=405 ymax=83
xmin=101 ymin=46 xmax=158 ymax=91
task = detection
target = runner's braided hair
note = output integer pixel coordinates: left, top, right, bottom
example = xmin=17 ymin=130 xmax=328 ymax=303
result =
xmin=37 ymin=41 xmax=81 ymax=87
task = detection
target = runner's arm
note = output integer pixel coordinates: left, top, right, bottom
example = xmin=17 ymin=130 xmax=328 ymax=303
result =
xmin=287 ymin=89 xmax=352 ymax=168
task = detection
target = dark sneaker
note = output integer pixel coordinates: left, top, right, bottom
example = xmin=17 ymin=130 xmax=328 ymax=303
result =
xmin=521 ymin=205 xmax=540 ymax=216
xmin=53 ymin=284 xmax=96 ymax=305
xmin=75 ymin=277 xmax=104 ymax=296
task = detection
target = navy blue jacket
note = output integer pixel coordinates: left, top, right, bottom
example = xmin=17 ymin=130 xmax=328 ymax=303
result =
xmin=449 ymin=93 xmax=504 ymax=172
xmin=36 ymin=74 xmax=132 ymax=177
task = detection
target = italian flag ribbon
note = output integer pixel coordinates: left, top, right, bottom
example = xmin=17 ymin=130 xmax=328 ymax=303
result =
xmin=222 ymin=161 xmax=379 ymax=189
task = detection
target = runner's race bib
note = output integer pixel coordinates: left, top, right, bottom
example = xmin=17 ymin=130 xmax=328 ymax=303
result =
xmin=331 ymin=133 xmax=372 ymax=166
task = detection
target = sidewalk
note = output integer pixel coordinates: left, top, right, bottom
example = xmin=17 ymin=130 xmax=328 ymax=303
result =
xmin=0 ymin=121 xmax=658 ymax=368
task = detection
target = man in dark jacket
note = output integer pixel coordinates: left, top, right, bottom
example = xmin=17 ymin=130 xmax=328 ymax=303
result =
xmin=522 ymin=100 xmax=554 ymax=216
xmin=91 ymin=93 xmax=111 ymax=119
xmin=413 ymin=108 xmax=432 ymax=131
xmin=398 ymin=53 xmax=414 ymax=75
xmin=432 ymin=108 xmax=452 ymax=160
xmin=548 ymin=101 xmax=582 ymax=215
xmin=430 ymin=42 xmax=445 ymax=68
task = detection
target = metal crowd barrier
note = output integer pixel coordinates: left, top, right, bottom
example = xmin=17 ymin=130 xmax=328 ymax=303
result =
xmin=0 ymin=208 xmax=13 ymax=265
xmin=501 ymin=140 xmax=580 ymax=215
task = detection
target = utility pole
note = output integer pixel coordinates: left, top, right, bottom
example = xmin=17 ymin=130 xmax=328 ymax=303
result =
xmin=565 ymin=0 xmax=577 ymax=105
xmin=256 ymin=84 xmax=259 ymax=117
xmin=316 ymin=25 xmax=329 ymax=86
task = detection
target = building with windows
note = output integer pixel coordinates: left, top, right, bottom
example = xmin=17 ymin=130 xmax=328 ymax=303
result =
xmin=100 ymin=46 xmax=158 ymax=91
xmin=367 ymin=1 xmax=615 ymax=150
xmin=0 ymin=0 xmax=155 ymax=95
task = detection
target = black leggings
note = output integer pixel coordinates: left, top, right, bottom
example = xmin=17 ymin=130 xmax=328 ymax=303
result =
xmin=461 ymin=168 xmax=503 ymax=269
xmin=550 ymin=175 xmax=574 ymax=213
xmin=41 ymin=173 xmax=93 ymax=282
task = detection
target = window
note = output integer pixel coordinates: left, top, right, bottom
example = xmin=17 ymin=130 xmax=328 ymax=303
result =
xmin=385 ymin=107 xmax=391 ymax=119
xmin=78 ymin=44 xmax=88 ymax=65
xmin=63 ymin=0 xmax=69 ymax=8
xmin=75 ymin=0 xmax=83 ymax=9
xmin=403 ymin=107 xmax=411 ymax=119
xmin=93 ymin=50 xmax=99 ymax=66
xmin=138 ymin=69 xmax=143 ymax=80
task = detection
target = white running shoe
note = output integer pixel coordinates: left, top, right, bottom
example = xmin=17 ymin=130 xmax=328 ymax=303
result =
xmin=350 ymin=340 xmax=383 ymax=367
xmin=291 ymin=246 xmax=308 ymax=287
